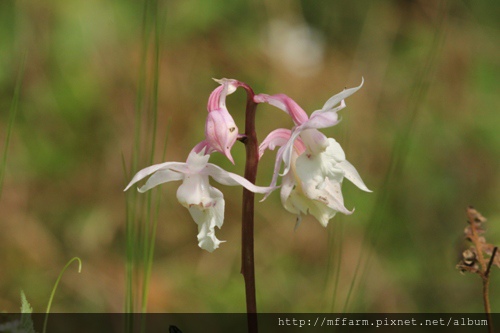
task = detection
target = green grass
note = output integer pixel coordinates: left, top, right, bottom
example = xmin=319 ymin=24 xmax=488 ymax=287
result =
xmin=0 ymin=52 xmax=26 ymax=201
xmin=123 ymin=1 xmax=166 ymax=330
xmin=43 ymin=257 xmax=82 ymax=333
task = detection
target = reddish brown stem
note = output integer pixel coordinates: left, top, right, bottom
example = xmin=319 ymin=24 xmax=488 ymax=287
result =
xmin=241 ymin=84 xmax=258 ymax=333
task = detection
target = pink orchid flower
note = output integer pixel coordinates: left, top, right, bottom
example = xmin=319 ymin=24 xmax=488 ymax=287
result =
xmin=257 ymin=79 xmax=371 ymax=226
xmin=124 ymin=149 xmax=274 ymax=252
xmin=194 ymin=78 xmax=245 ymax=164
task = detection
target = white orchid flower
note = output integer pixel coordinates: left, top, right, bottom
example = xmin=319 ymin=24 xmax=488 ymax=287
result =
xmin=124 ymin=149 xmax=274 ymax=252
xmin=257 ymin=80 xmax=371 ymax=226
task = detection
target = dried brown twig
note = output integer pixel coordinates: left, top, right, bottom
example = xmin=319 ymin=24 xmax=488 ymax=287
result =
xmin=456 ymin=206 xmax=499 ymax=333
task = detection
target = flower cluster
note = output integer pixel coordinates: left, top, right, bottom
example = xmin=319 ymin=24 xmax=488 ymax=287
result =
xmin=125 ymin=78 xmax=370 ymax=252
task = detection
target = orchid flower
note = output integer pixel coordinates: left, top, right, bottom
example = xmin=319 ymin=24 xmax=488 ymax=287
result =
xmin=256 ymin=79 xmax=364 ymax=181
xmin=124 ymin=149 xmax=274 ymax=252
xmin=194 ymin=78 xmax=245 ymax=164
xmin=257 ymin=80 xmax=371 ymax=226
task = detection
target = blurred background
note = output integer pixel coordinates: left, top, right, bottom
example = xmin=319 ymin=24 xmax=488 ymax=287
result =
xmin=0 ymin=0 xmax=499 ymax=313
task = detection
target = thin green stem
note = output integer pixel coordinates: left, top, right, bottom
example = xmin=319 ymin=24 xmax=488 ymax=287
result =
xmin=0 ymin=52 xmax=26 ymax=201
xmin=141 ymin=0 xmax=161 ymax=318
xmin=43 ymin=257 xmax=82 ymax=333
xmin=329 ymin=219 xmax=344 ymax=313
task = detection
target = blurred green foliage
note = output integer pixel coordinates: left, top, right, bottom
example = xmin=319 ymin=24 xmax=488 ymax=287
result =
xmin=0 ymin=0 xmax=499 ymax=313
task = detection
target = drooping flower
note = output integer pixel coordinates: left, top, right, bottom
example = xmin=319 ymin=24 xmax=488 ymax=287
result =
xmin=256 ymin=79 xmax=364 ymax=180
xmin=124 ymin=149 xmax=274 ymax=252
xmin=194 ymin=78 xmax=246 ymax=163
xmin=257 ymin=80 xmax=371 ymax=226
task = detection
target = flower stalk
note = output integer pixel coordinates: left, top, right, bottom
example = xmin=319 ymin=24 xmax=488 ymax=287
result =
xmin=240 ymin=83 xmax=259 ymax=332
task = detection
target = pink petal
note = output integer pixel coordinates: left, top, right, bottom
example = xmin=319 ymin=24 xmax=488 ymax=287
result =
xmin=254 ymin=93 xmax=309 ymax=125
xmin=204 ymin=109 xmax=238 ymax=163
xmin=259 ymin=128 xmax=292 ymax=159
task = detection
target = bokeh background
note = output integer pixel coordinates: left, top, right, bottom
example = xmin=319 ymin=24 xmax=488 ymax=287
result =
xmin=1 ymin=0 xmax=499 ymax=313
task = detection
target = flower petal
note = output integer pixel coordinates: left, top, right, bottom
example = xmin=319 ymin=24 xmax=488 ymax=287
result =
xmin=207 ymin=85 xmax=224 ymax=112
xmin=208 ymin=78 xmax=239 ymax=112
xmin=185 ymin=149 xmax=211 ymax=173
xmin=124 ymin=161 xmax=186 ymax=191
xmin=320 ymin=78 xmax=364 ymax=112
xmin=280 ymin=172 xmax=297 ymax=212
xmin=311 ymin=177 xmax=353 ymax=216
xmin=337 ymin=160 xmax=371 ymax=192
xmin=205 ymin=108 xmax=238 ymax=163
xmin=254 ymin=93 xmax=309 ymax=125
xmin=304 ymin=106 xmax=343 ymax=129
xmin=261 ymin=145 xmax=285 ymax=200
xmin=138 ymin=168 xmax=184 ymax=193
xmin=192 ymin=140 xmax=215 ymax=155
xmin=176 ymin=174 xmax=210 ymax=207
xmin=259 ymin=128 xmax=292 ymax=159
xmin=307 ymin=200 xmax=338 ymax=227
xmin=281 ymin=128 xmax=303 ymax=176
xmin=187 ymin=187 xmax=225 ymax=252
xmin=303 ymin=79 xmax=364 ymax=130
xmin=205 ymin=163 xmax=276 ymax=194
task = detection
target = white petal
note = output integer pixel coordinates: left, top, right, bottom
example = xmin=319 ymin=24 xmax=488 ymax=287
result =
xmin=186 ymin=149 xmax=210 ymax=173
xmin=211 ymin=187 xmax=225 ymax=229
xmin=299 ymin=129 xmax=328 ymax=155
xmin=265 ymin=144 xmax=286 ymax=196
xmin=205 ymin=163 xmax=276 ymax=194
xmin=338 ymin=160 xmax=371 ymax=192
xmin=295 ymin=150 xmax=344 ymax=186
xmin=183 ymin=183 xmax=225 ymax=252
xmin=308 ymin=200 xmax=337 ymax=227
xmin=280 ymin=172 xmax=296 ymax=211
xmin=321 ymin=178 xmax=353 ymax=215
xmin=188 ymin=200 xmax=225 ymax=252
xmin=176 ymin=174 xmax=210 ymax=207
xmin=286 ymin=190 xmax=311 ymax=217
xmin=301 ymin=177 xmax=353 ymax=216
xmin=324 ymin=138 xmax=346 ymax=163
xmin=321 ymin=78 xmax=364 ymax=111
xmin=213 ymin=78 xmax=238 ymax=96
xmin=304 ymin=109 xmax=341 ymax=129
xmin=124 ymin=161 xmax=186 ymax=191
xmin=281 ymin=128 xmax=302 ymax=175
xmin=138 ymin=169 xmax=184 ymax=193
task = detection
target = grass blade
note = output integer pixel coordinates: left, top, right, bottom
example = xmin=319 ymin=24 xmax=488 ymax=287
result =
xmin=0 ymin=51 xmax=26 ymax=201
